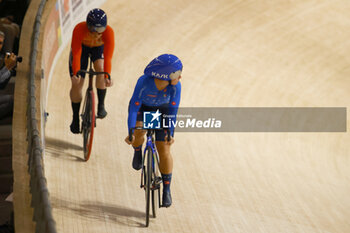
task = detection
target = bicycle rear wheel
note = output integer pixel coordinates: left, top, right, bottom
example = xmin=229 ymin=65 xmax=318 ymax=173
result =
xmin=145 ymin=147 xmax=152 ymax=227
xmin=81 ymin=89 xmax=95 ymax=161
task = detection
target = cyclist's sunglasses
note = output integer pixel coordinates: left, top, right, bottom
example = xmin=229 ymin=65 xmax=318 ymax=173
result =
xmin=87 ymin=25 xmax=106 ymax=33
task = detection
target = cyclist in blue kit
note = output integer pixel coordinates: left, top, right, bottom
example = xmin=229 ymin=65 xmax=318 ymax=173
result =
xmin=125 ymin=54 xmax=182 ymax=207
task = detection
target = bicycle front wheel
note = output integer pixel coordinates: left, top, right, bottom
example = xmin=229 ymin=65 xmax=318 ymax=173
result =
xmin=145 ymin=147 xmax=152 ymax=227
xmin=81 ymin=90 xmax=95 ymax=161
xmin=151 ymin=152 xmax=161 ymax=218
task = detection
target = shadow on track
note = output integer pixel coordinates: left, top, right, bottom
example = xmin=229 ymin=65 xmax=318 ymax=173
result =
xmin=45 ymin=136 xmax=85 ymax=162
xmin=51 ymin=196 xmax=145 ymax=227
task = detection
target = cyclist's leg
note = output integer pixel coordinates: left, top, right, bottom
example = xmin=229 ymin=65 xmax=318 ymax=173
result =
xmin=155 ymin=133 xmax=173 ymax=207
xmin=155 ymin=142 xmax=173 ymax=174
xmin=130 ymin=104 xmax=147 ymax=170
xmin=91 ymin=45 xmax=107 ymax=118
xmin=131 ymin=121 xmax=146 ymax=170
xmin=69 ymin=49 xmax=88 ymax=133
xmin=133 ymin=121 xmax=146 ymax=147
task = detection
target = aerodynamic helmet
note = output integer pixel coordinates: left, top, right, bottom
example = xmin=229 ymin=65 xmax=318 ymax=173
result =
xmin=144 ymin=54 xmax=182 ymax=81
xmin=86 ymin=8 xmax=107 ymax=33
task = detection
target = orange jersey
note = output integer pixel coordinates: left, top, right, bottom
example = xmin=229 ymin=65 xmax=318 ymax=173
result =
xmin=71 ymin=22 xmax=115 ymax=76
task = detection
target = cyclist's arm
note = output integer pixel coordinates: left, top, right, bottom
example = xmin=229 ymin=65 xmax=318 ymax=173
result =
xmin=102 ymin=26 xmax=115 ymax=78
xmin=168 ymin=82 xmax=181 ymax=137
xmin=71 ymin=23 xmax=86 ymax=75
xmin=127 ymin=76 xmax=147 ymax=132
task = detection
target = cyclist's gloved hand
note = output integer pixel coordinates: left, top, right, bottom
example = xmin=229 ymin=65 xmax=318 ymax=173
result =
xmin=71 ymin=75 xmax=81 ymax=85
xmin=125 ymin=135 xmax=135 ymax=145
xmin=105 ymin=76 xmax=113 ymax=87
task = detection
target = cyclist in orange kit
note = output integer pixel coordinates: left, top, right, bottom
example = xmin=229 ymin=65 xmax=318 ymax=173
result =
xmin=69 ymin=8 xmax=115 ymax=133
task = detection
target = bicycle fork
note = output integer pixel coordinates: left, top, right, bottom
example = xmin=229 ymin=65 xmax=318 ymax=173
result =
xmin=140 ymin=138 xmax=162 ymax=189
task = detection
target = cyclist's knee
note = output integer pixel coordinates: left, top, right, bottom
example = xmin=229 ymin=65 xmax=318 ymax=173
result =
xmin=156 ymin=142 xmax=171 ymax=158
xmin=134 ymin=129 xmax=146 ymax=139
xmin=71 ymin=78 xmax=84 ymax=89
xmin=132 ymin=121 xmax=145 ymax=145
xmin=93 ymin=59 xmax=104 ymax=72
xmin=132 ymin=131 xmax=145 ymax=148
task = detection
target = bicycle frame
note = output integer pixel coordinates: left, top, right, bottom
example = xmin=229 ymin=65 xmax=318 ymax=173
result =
xmin=129 ymin=127 xmax=170 ymax=226
xmin=77 ymin=57 xmax=110 ymax=161
xmin=87 ymin=60 xmax=94 ymax=91
xmin=142 ymin=131 xmax=158 ymax=172
xmin=129 ymin=127 xmax=170 ymax=190
xmin=140 ymin=130 xmax=161 ymax=190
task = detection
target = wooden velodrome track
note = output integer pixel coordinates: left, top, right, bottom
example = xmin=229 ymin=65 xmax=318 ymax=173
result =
xmin=42 ymin=0 xmax=349 ymax=232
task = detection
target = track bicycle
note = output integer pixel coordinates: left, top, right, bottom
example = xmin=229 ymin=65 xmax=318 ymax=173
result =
xmin=77 ymin=58 xmax=110 ymax=161
xmin=129 ymin=127 xmax=171 ymax=227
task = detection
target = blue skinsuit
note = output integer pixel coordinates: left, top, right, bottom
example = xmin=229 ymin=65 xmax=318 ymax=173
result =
xmin=127 ymin=75 xmax=181 ymax=136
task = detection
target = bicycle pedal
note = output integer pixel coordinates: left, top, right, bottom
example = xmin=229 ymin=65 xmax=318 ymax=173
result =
xmin=152 ymin=178 xmax=162 ymax=190
xmin=155 ymin=176 xmax=162 ymax=185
